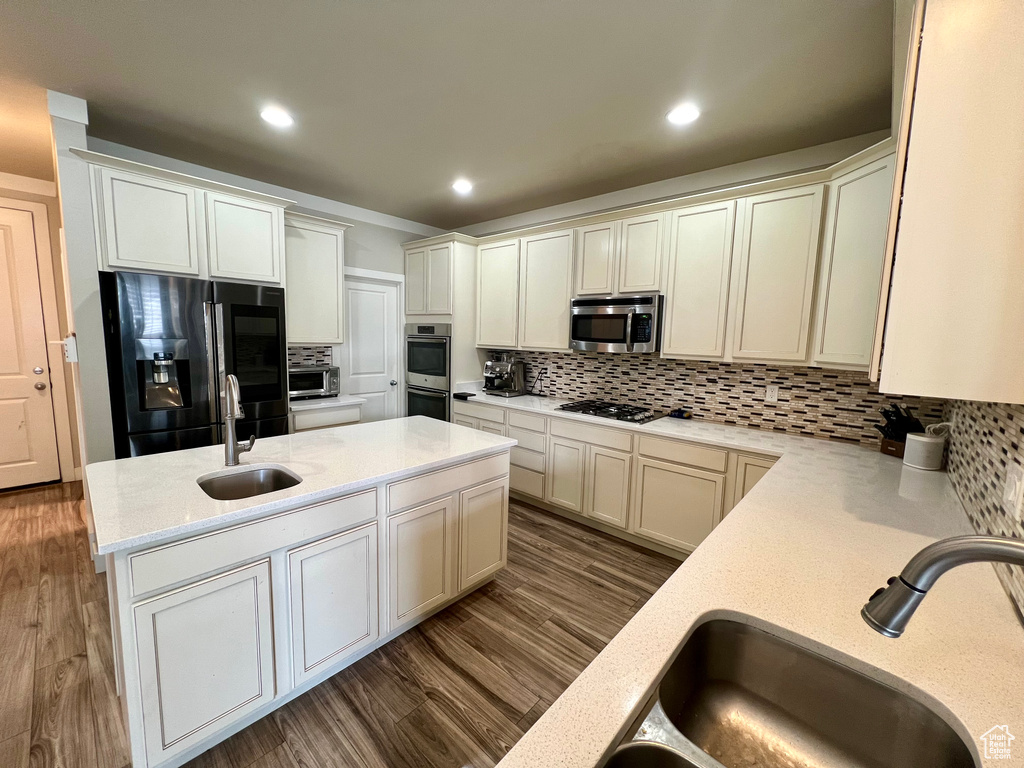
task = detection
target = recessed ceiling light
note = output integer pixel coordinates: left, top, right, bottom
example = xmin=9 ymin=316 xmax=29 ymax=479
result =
xmin=452 ymin=178 xmax=473 ymax=195
xmin=666 ymin=102 xmax=701 ymax=126
xmin=260 ymin=105 xmax=294 ymax=128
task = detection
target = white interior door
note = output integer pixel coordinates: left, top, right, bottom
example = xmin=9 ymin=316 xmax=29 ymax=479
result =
xmin=0 ymin=206 xmax=60 ymax=488
xmin=340 ymin=275 xmax=400 ymax=421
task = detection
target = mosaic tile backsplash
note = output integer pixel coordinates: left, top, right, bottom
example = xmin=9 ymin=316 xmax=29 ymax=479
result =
xmin=287 ymin=345 xmax=332 ymax=367
xmin=946 ymin=400 xmax=1024 ymax=616
xmin=509 ymin=351 xmax=946 ymax=446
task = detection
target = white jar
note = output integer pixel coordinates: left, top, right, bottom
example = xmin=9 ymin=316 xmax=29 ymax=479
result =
xmin=903 ymin=433 xmax=946 ymax=471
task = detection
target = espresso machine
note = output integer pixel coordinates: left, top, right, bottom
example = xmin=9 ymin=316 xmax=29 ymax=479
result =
xmin=483 ymin=352 xmax=526 ymax=397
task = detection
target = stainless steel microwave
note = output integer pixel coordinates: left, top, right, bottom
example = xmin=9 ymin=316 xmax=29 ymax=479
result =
xmin=569 ymin=295 xmax=662 ymax=353
xmin=288 ymin=366 xmax=341 ymax=400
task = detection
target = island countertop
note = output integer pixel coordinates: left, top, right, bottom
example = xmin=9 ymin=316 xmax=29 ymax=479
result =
xmin=85 ymin=416 xmax=515 ymax=554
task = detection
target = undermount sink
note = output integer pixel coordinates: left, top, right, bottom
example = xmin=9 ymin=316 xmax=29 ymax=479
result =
xmin=613 ymin=620 xmax=973 ymax=768
xmin=197 ymin=465 xmax=302 ymax=500
xmin=603 ymin=743 xmax=700 ymax=768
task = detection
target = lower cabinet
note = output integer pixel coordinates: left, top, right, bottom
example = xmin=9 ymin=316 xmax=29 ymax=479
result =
xmin=547 ymin=437 xmax=586 ymax=512
xmin=632 ymin=458 xmax=725 ymax=551
xmin=585 ymin=446 xmax=632 ymax=529
xmin=458 ymin=477 xmax=509 ymax=591
xmin=732 ymin=454 xmax=777 ymax=508
xmin=133 ymin=560 xmax=275 ymax=766
xmin=288 ymin=523 xmax=378 ymax=685
xmin=387 ymin=497 xmax=456 ymax=632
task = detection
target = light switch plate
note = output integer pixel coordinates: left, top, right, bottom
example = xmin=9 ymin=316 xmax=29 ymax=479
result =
xmin=765 ymin=385 xmax=779 ymax=404
xmin=1004 ymin=463 xmax=1024 ymax=520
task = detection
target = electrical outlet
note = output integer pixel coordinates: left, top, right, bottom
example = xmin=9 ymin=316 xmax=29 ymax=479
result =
xmin=1004 ymin=463 xmax=1024 ymax=520
xmin=765 ymin=385 xmax=779 ymax=404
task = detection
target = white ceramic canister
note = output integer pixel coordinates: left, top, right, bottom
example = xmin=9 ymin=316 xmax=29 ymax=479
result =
xmin=903 ymin=433 xmax=946 ymax=470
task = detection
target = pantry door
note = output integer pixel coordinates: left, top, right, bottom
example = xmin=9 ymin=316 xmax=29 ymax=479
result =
xmin=340 ymin=270 xmax=401 ymax=422
xmin=0 ymin=206 xmax=60 ymax=488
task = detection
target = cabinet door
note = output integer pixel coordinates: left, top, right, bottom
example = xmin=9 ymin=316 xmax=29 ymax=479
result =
xmin=206 ymin=192 xmax=284 ymax=284
xmin=288 ymin=523 xmax=378 ymax=685
xmin=732 ymin=454 xmax=776 ymax=509
xmin=480 ymin=422 xmax=505 ymax=436
xmin=519 ymin=230 xmax=574 ymax=350
xmin=285 ymin=217 xmax=346 ymax=344
xmin=458 ymin=477 xmax=509 ymax=591
xmin=405 ymin=248 xmax=428 ymax=314
xmin=426 ymin=244 xmax=453 ymax=314
xmin=546 ymin=437 xmax=586 ymax=513
xmin=732 ymin=185 xmax=824 ymax=361
xmin=585 ymin=446 xmax=631 ymax=529
xmin=453 ymin=416 xmax=479 ymax=429
xmin=662 ymin=201 xmax=737 ymax=359
xmin=618 ymin=212 xmax=665 ymax=293
xmin=477 ymin=240 xmax=520 ymax=347
xmin=134 ymin=560 xmax=275 ymax=766
xmin=575 ymin=221 xmax=619 ymax=295
xmin=97 ymin=168 xmax=201 ymax=275
xmin=813 ymin=156 xmax=895 ymax=367
xmin=387 ymin=497 xmax=455 ymax=631
xmin=632 ymin=458 xmax=724 ymax=552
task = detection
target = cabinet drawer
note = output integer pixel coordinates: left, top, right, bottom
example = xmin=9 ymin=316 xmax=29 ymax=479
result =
xmin=387 ymin=453 xmax=509 ymax=513
xmin=511 ymin=446 xmax=546 ymax=472
xmin=507 ymin=426 xmax=545 ymax=453
xmin=508 ymin=411 xmax=546 ymax=433
xmin=550 ymin=418 xmax=632 ymax=452
xmin=129 ymin=489 xmax=377 ymax=597
xmin=638 ymin=436 xmax=727 ymax=473
xmin=292 ymin=405 xmax=361 ymax=432
xmin=452 ymin=401 xmax=506 ymax=424
xmin=509 ymin=466 xmax=545 ymax=498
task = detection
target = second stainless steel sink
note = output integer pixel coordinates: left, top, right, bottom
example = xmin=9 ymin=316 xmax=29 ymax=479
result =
xmin=197 ymin=465 xmax=302 ymax=500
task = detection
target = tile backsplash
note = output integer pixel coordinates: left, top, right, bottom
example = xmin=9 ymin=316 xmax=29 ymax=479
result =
xmin=509 ymin=351 xmax=945 ymax=446
xmin=287 ymin=345 xmax=332 ymax=367
xmin=945 ymin=400 xmax=1024 ymax=615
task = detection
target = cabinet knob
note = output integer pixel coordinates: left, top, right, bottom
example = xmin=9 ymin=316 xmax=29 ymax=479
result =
xmin=34 ymin=382 xmax=47 ymax=390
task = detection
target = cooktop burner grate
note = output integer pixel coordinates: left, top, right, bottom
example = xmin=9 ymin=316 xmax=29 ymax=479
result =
xmin=556 ymin=399 xmax=661 ymax=424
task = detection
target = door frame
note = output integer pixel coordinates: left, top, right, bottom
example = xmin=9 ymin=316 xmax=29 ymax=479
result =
xmin=343 ymin=266 xmax=406 ymax=417
xmin=0 ymin=196 xmax=76 ymax=482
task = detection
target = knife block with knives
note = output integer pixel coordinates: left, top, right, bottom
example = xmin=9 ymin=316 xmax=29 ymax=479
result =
xmin=876 ymin=403 xmax=926 ymax=458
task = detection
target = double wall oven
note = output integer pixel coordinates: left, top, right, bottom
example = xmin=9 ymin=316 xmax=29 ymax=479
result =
xmin=405 ymin=323 xmax=451 ymax=421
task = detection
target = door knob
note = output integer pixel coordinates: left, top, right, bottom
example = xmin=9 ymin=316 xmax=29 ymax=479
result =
xmin=390 ymin=380 xmax=398 ymax=386
xmin=33 ymin=367 xmax=44 ymax=375
xmin=34 ymin=382 xmax=46 ymax=390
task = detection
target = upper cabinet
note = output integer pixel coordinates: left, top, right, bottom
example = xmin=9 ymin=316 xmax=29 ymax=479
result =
xmin=518 ymin=230 xmax=574 ymax=350
xmin=405 ymin=242 xmax=453 ymax=315
xmin=573 ymin=212 xmax=665 ymax=297
xmin=285 ymin=214 xmax=350 ymax=345
xmin=477 ymin=239 xmax=521 ymax=348
xmin=813 ymin=156 xmax=894 ymax=367
xmin=82 ymin=151 xmax=292 ymax=285
xmin=875 ymin=0 xmax=1024 ymax=404
xmin=575 ymin=221 xmax=619 ymax=296
xmin=730 ymin=185 xmax=824 ymax=362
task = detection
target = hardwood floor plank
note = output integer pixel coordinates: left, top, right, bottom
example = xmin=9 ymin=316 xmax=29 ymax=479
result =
xmin=29 ymin=654 xmax=97 ymax=768
xmin=460 ymin=580 xmax=553 ymax=630
xmin=633 ymin=551 xmax=683 ymax=583
xmin=0 ymin=731 xmax=30 ymax=768
xmin=81 ymin=601 xmax=130 ymax=768
xmin=248 ymin=745 xmax=300 ymax=768
xmin=0 ymin=586 xmax=39 ymax=742
xmin=333 ymin=648 xmax=426 ymax=723
xmin=0 ymin=504 xmax=41 ymax=596
xmin=516 ymin=698 xmax=553 ymax=732
xmin=71 ymin=516 xmax=104 ymax=606
xmin=185 ymin=709 xmax=285 ymax=768
xmin=398 ymin=700 xmax=498 ymax=768
xmin=35 ymin=505 xmax=85 ymax=670
xmin=272 ymin=692 xmax=365 ymax=768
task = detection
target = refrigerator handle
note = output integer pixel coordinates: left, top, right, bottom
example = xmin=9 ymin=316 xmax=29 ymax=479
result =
xmin=215 ymin=302 xmax=227 ymax=420
xmin=203 ymin=302 xmax=226 ymax=422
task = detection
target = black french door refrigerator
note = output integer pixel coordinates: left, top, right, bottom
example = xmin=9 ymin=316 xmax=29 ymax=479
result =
xmin=100 ymin=271 xmax=289 ymax=458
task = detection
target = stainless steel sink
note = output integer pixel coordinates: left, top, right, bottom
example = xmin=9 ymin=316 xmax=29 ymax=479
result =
xmin=648 ymin=620 xmax=973 ymax=768
xmin=197 ymin=466 xmax=302 ymax=500
xmin=602 ymin=743 xmax=701 ymax=767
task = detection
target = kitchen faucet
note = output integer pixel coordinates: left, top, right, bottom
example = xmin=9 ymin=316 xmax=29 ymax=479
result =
xmin=223 ymin=374 xmax=255 ymax=466
xmin=862 ymin=535 xmax=1024 ymax=637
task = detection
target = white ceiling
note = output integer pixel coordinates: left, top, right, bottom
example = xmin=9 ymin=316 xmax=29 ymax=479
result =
xmin=0 ymin=1 xmax=893 ymax=229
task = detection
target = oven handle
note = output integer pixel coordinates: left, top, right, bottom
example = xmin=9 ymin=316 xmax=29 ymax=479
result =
xmin=409 ymin=388 xmax=448 ymax=398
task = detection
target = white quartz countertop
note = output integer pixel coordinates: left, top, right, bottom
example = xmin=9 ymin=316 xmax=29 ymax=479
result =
xmin=85 ymin=416 xmax=515 ymax=554
xmin=472 ymin=390 xmax=1024 ymax=767
xmin=288 ymin=394 xmax=367 ymax=412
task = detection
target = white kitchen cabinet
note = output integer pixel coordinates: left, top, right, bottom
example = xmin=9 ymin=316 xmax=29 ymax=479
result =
xmin=453 ymin=416 xmax=479 ymax=429
xmin=477 ymin=239 xmax=521 ymax=348
xmin=584 ymin=446 xmax=631 ymax=529
xmin=731 ymin=185 xmax=824 ymax=361
xmin=285 ymin=214 xmax=350 ymax=344
xmin=458 ymin=477 xmax=509 ymax=591
xmin=632 ymin=457 xmax=725 ymax=552
xmin=518 ymin=230 xmax=574 ymax=350
xmin=618 ymin=212 xmax=665 ymax=293
xmin=94 ymin=167 xmax=202 ymax=275
xmin=732 ymin=454 xmax=776 ymax=509
xmin=575 ymin=221 xmax=619 ymax=295
xmin=288 ymin=523 xmax=378 ymax=685
xmin=662 ymin=200 xmax=737 ymax=359
xmin=206 ymin=191 xmax=285 ymax=284
xmin=546 ymin=436 xmax=586 ymax=513
xmin=405 ymin=243 xmax=453 ymax=315
xmin=387 ymin=496 xmax=456 ymax=631
xmin=133 ymin=560 xmax=275 ymax=766
xmin=813 ymin=157 xmax=895 ymax=367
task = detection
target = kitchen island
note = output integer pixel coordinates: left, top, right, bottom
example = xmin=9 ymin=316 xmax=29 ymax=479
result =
xmin=85 ymin=416 xmax=515 ymax=768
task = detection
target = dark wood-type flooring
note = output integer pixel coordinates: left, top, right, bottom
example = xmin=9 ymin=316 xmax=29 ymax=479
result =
xmin=0 ymin=482 xmax=680 ymax=768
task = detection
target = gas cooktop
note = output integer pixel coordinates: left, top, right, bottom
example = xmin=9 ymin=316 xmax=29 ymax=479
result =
xmin=556 ymin=399 xmax=662 ymax=424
